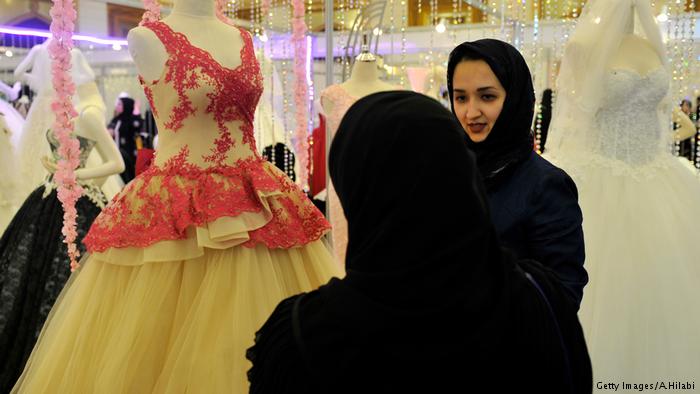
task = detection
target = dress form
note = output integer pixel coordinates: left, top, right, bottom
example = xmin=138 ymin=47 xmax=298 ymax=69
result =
xmin=321 ymin=56 xmax=399 ymax=115
xmin=41 ymin=82 xmax=125 ymax=181
xmin=14 ymin=40 xmax=96 ymax=96
xmin=0 ymin=81 xmax=21 ymax=102
xmin=320 ymin=50 xmax=400 ymax=265
xmin=607 ymin=13 xmax=695 ymax=142
xmin=549 ymin=0 xmax=700 ymax=384
xmin=13 ymin=44 xmax=119 ymax=199
xmin=128 ymin=0 xmax=245 ymax=83
xmin=13 ymin=44 xmax=42 ymax=94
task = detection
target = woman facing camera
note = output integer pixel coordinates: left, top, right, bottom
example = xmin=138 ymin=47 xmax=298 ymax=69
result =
xmin=247 ymin=91 xmax=592 ymax=394
xmin=447 ymin=39 xmax=587 ymax=308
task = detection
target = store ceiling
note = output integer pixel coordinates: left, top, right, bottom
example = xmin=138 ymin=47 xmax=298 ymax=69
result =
xmin=155 ymin=0 xmax=698 ymax=30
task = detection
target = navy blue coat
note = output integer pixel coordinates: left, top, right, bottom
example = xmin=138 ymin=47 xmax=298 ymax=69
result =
xmin=488 ymin=151 xmax=587 ymax=308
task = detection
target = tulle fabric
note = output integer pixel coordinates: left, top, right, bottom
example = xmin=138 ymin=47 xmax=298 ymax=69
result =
xmin=555 ymin=153 xmax=700 ymax=383
xmin=11 ymin=240 xmax=341 ymax=393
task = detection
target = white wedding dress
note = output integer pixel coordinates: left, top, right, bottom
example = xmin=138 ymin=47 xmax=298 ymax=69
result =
xmin=548 ymin=66 xmax=700 ymax=383
xmin=15 ymin=44 xmax=124 ymax=202
xmin=0 ymin=99 xmax=24 ymax=231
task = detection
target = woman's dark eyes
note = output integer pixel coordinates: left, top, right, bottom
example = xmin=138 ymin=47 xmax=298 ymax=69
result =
xmin=454 ymin=95 xmax=496 ymax=102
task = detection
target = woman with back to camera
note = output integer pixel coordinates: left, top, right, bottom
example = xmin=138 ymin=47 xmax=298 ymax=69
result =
xmin=447 ymin=39 xmax=587 ymax=309
xmin=247 ymin=91 xmax=592 ymax=394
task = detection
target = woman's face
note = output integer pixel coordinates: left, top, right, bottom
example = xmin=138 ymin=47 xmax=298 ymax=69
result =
xmin=681 ymin=101 xmax=691 ymax=115
xmin=115 ymin=100 xmax=124 ymax=115
xmin=451 ymin=59 xmax=506 ymax=143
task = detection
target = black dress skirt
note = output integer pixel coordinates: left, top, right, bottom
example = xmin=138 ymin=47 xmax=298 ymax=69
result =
xmin=0 ymin=185 xmax=105 ymax=392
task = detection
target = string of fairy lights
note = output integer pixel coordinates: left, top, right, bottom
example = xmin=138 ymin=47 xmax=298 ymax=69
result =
xmin=136 ymin=0 xmax=700 ymax=182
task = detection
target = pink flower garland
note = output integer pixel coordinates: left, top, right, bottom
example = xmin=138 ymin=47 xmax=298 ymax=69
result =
xmin=215 ymin=0 xmax=229 ymax=23
xmin=291 ymin=0 xmax=310 ymax=189
xmin=139 ymin=0 xmax=161 ymax=25
xmin=48 ymin=0 xmax=83 ymax=271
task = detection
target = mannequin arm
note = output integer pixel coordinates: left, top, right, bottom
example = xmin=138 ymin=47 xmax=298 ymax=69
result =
xmin=673 ymin=107 xmax=696 ymax=141
xmin=14 ymin=45 xmax=40 ymax=81
xmin=73 ymin=107 xmax=125 ymax=180
xmin=0 ymin=81 xmax=20 ymax=101
xmin=0 ymin=81 xmax=11 ymax=96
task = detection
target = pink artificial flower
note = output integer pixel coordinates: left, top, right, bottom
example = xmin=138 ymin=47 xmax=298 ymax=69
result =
xmin=49 ymin=0 xmax=83 ymax=270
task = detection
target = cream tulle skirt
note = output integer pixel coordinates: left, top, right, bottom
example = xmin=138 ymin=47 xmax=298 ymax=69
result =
xmin=11 ymin=240 xmax=341 ymax=393
xmin=549 ymin=152 xmax=700 ymax=385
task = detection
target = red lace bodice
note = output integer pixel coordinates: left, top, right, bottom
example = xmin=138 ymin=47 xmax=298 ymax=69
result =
xmin=84 ymin=21 xmax=329 ymax=254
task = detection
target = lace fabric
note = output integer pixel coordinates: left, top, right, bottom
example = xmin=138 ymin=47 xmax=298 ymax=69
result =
xmin=319 ymin=85 xmax=358 ymax=265
xmin=84 ymin=21 xmax=329 ymax=256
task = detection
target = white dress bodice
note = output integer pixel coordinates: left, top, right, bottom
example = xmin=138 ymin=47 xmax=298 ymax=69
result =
xmin=593 ymin=68 xmax=669 ymax=165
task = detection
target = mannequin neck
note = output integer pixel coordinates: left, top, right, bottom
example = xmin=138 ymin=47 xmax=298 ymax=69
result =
xmin=608 ymin=34 xmax=662 ymax=75
xmin=75 ymin=82 xmax=106 ymax=112
xmin=349 ymin=60 xmax=380 ymax=84
xmin=172 ymin=0 xmax=216 ymax=18
xmin=624 ymin=5 xmax=635 ymax=34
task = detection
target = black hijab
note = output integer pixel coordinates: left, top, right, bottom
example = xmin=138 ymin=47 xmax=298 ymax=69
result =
xmin=539 ymin=88 xmax=554 ymax=153
xmin=111 ymin=97 xmax=141 ymax=142
xmin=118 ymin=97 xmax=136 ymax=120
xmin=110 ymin=97 xmax=141 ymax=183
xmin=263 ymin=91 xmax=592 ymax=392
xmin=447 ymin=39 xmax=535 ymax=189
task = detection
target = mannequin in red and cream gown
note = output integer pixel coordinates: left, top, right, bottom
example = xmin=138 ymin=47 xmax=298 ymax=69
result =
xmin=11 ymin=1 xmax=340 ymax=392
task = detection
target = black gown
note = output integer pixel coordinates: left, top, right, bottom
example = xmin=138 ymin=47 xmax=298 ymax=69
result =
xmin=0 ymin=131 xmax=107 ymax=393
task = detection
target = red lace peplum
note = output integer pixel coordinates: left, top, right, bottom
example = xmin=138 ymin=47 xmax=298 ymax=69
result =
xmin=83 ymin=20 xmax=329 ymax=258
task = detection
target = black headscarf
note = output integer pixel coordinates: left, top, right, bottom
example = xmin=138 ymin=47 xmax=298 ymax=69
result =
xmin=250 ymin=91 xmax=591 ymax=392
xmin=109 ymin=97 xmax=142 ymax=183
xmin=447 ymin=39 xmax=535 ymax=189
xmin=118 ymin=97 xmax=136 ymax=120
xmin=539 ymin=88 xmax=554 ymax=153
